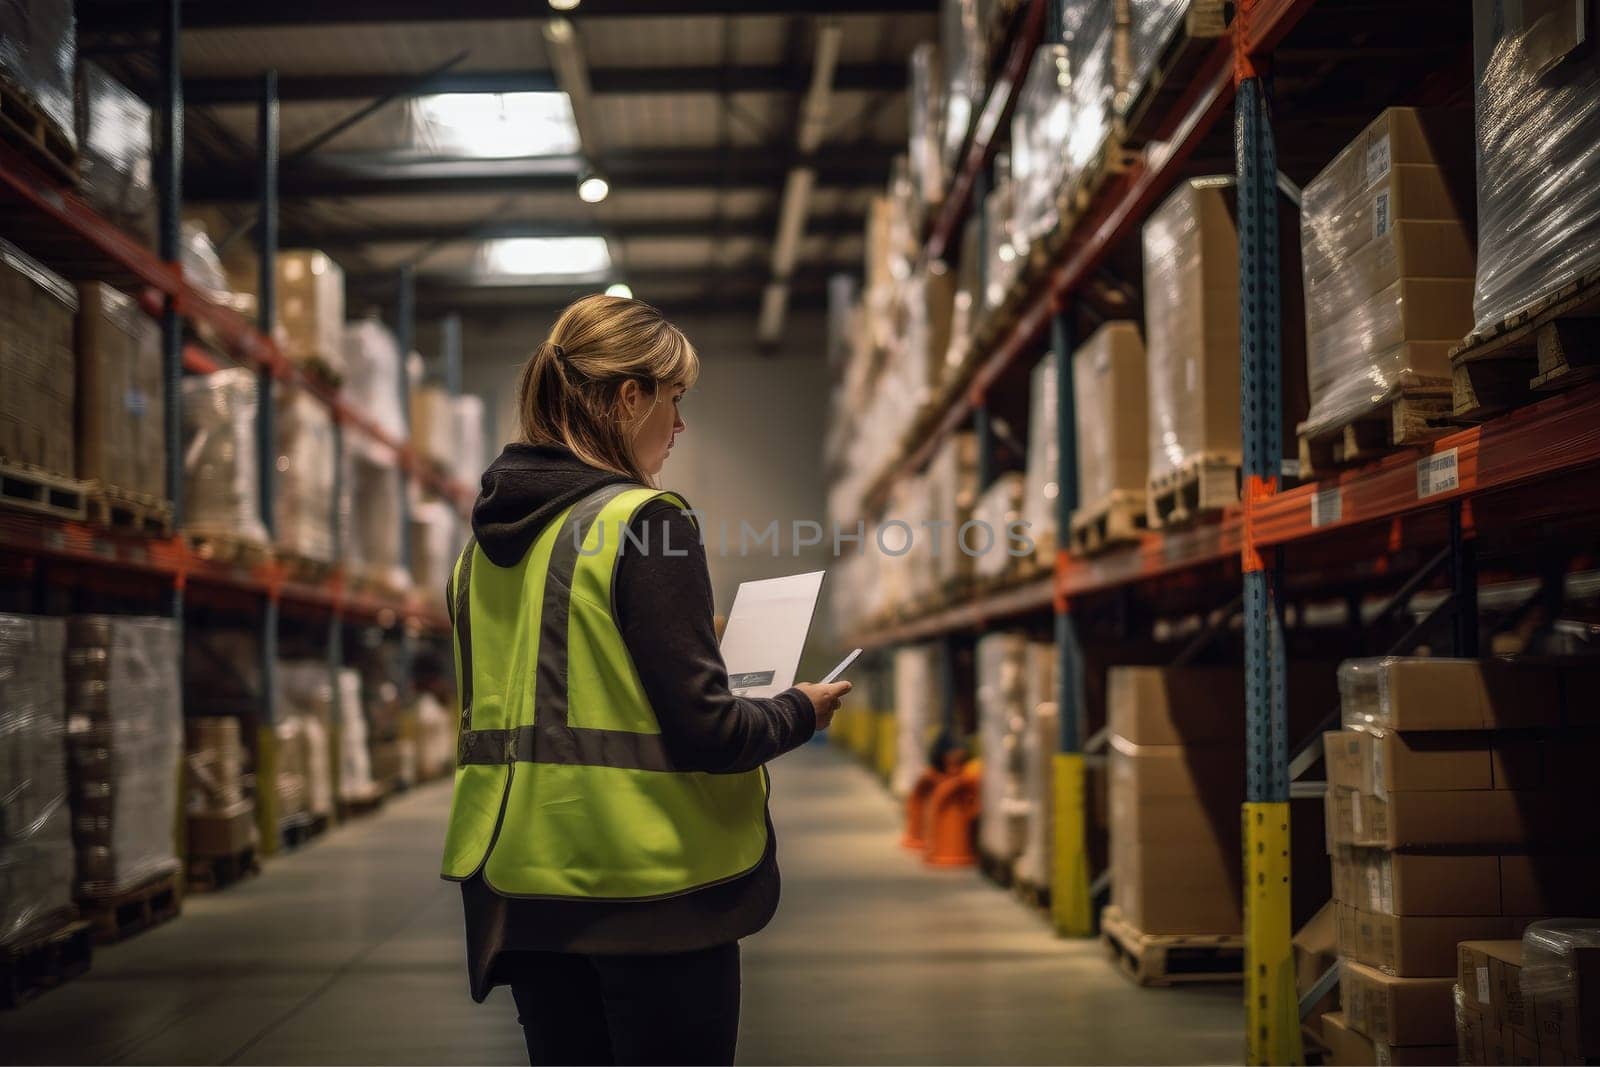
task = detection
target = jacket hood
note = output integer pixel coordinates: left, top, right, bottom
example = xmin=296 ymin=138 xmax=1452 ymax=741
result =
xmin=470 ymin=443 xmax=634 ymax=567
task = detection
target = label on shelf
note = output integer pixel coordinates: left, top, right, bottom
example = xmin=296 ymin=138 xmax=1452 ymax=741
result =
xmin=1416 ymin=447 xmax=1460 ymax=499
xmin=1311 ymin=486 xmax=1343 ymax=527
xmin=1476 ymin=965 xmax=1492 ymax=1006
xmin=1367 ymin=133 xmax=1392 ymax=185
xmin=1373 ymin=191 xmax=1392 ymax=239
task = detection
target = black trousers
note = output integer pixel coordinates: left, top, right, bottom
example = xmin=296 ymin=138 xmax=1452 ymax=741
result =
xmin=508 ymin=943 xmax=741 ymax=1066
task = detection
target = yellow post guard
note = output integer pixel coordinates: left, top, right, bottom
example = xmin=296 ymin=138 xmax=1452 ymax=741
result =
xmin=1243 ymin=800 xmax=1299 ymax=1066
xmin=1051 ymin=752 xmax=1093 ymax=938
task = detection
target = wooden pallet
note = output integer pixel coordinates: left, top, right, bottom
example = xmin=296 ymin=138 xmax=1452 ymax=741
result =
xmin=1296 ymin=388 xmax=1454 ymax=478
xmin=280 ymin=811 xmax=330 ymax=852
xmin=1118 ymin=0 xmax=1232 ymax=149
xmin=0 ymin=79 xmax=77 ymax=184
xmin=1100 ymin=905 xmax=1244 ymax=987
xmin=84 ymin=482 xmax=173 ymax=538
xmin=0 ymin=459 xmax=88 ymax=521
xmin=1451 ymin=270 xmax=1600 ymax=420
xmin=278 ymin=550 xmax=336 ymax=584
xmin=1069 ymin=490 xmax=1149 ymax=556
xmin=1147 ymin=456 xmax=1240 ymax=529
xmin=185 ymin=530 xmax=271 ymax=568
xmin=186 ymin=845 xmax=260 ymax=894
xmin=337 ymin=786 xmax=386 ymax=821
xmin=0 ymin=915 xmax=93 ymax=1010
xmin=1057 ymin=134 xmax=1141 ymax=228
xmin=977 ymin=848 xmax=1015 ymax=889
xmin=80 ymin=870 xmax=182 ymax=945
xmin=1014 ymin=878 xmax=1050 ymax=913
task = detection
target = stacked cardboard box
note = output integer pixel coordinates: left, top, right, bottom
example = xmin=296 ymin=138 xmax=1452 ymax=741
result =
xmin=64 ymin=616 xmax=182 ymax=899
xmin=1013 ymin=641 xmax=1058 ymax=892
xmin=1022 ymin=352 xmax=1059 ymax=565
xmin=1325 ymin=656 xmax=1600 ymax=1063
xmin=274 ymin=251 xmax=346 ymax=381
xmin=0 ymin=240 xmax=76 ymax=476
xmin=182 ymin=369 xmax=270 ymax=545
xmin=969 ymin=472 xmax=1025 ymax=582
xmin=75 ymin=283 xmax=165 ymax=500
xmin=1071 ymin=321 xmax=1148 ymax=516
xmin=185 ymin=717 xmax=255 ymax=858
xmin=927 ymin=431 xmax=979 ymax=594
xmin=0 ymin=0 xmax=75 ymax=157
xmin=1010 ymin=44 xmax=1069 ymax=250
xmin=976 ymin=633 xmax=1029 ymax=870
xmin=345 ymin=453 xmax=409 ymax=592
xmin=410 ymin=385 xmax=456 ymax=472
xmin=275 ymin=386 xmax=339 ymax=563
xmin=1516 ymin=921 xmax=1600 ymax=1063
xmin=1298 ymin=108 xmax=1475 ymax=440
xmin=76 ymin=64 xmax=155 ymax=243
xmin=279 ymin=662 xmax=341 ymax=822
xmin=0 ymin=615 xmax=73 ymax=948
xmin=336 ymin=668 xmax=380 ymax=806
xmin=892 ymin=644 xmax=942 ymax=799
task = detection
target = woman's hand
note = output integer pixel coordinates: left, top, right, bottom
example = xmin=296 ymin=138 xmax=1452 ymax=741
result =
xmin=794 ymin=681 xmax=852 ymax=731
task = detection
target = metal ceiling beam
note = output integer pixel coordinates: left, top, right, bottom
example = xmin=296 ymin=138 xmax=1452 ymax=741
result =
xmin=183 ymin=64 xmax=906 ymax=105
xmin=282 ymin=212 xmax=865 ymax=248
xmin=185 ymin=145 xmax=896 ymax=202
xmin=81 ymin=0 xmax=935 ymax=32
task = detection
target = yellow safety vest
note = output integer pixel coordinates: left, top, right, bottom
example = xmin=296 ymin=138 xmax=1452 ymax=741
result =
xmin=440 ymin=483 xmax=770 ymax=899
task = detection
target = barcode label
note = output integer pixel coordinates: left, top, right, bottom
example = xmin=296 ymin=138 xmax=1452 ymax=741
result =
xmin=1477 ymin=965 xmax=1492 ymax=1005
xmin=1311 ymin=486 xmax=1343 ymax=527
xmin=1373 ymin=191 xmax=1391 ymax=239
xmin=1416 ymin=448 xmax=1460 ymax=498
xmin=1367 ymin=133 xmax=1392 ymax=184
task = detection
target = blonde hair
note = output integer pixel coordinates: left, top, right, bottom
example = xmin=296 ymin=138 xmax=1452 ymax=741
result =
xmin=516 ymin=294 xmax=699 ymax=485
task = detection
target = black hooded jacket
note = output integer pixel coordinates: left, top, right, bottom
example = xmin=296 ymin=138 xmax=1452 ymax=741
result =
xmin=458 ymin=443 xmax=816 ymax=1001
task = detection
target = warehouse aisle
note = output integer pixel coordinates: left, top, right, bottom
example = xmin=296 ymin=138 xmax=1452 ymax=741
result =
xmin=1 ymin=744 xmax=1241 ymax=1066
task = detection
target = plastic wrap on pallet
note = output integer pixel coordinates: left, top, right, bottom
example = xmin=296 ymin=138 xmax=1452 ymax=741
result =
xmin=76 ymin=63 xmax=154 ymax=241
xmin=64 ymin=615 xmax=181 ymax=899
xmin=410 ymin=384 xmax=454 ymax=471
xmin=0 ymin=238 xmax=76 ymax=476
xmin=1061 ymin=0 xmax=1119 ymax=192
xmin=1013 ymin=640 xmax=1059 ymax=890
xmin=940 ymin=0 xmax=983 ymax=171
xmin=1022 ymin=352 xmax=1059 ymax=559
xmin=278 ymin=662 xmax=336 ymax=820
xmin=341 ymin=318 xmax=409 ymax=458
xmin=180 ymin=222 xmax=233 ymax=308
xmin=275 ymin=251 xmax=347 ymax=381
xmin=345 ymin=451 xmax=409 ymax=592
xmin=971 ymin=472 xmax=1025 ymax=581
xmin=1011 ymin=45 xmax=1072 ymax=249
xmin=1125 ymin=1 xmax=1186 ymax=112
xmin=0 ymin=0 xmax=75 ymax=153
xmin=452 ymin=394 xmax=486 ymax=489
xmin=892 ymin=644 xmax=941 ymax=799
xmin=414 ymin=691 xmax=455 ymax=782
xmin=976 ymin=632 xmax=1030 ymax=863
xmin=1142 ymin=178 xmax=1240 ymax=485
xmin=336 ymin=668 xmax=377 ymax=802
xmin=0 ymin=615 xmax=73 ymax=948
xmin=1073 ymin=321 xmax=1148 ymax=509
xmin=275 ymin=386 xmax=338 ymax=563
xmin=982 ymin=161 xmax=1022 ymax=311
xmin=1298 ymin=108 xmax=1477 ymax=439
xmin=75 ymin=283 xmax=165 ymax=500
xmin=928 ymin=431 xmax=979 ymax=591
xmin=908 ymin=42 xmax=946 ymax=227
xmin=185 ymin=717 xmax=245 ymax=815
xmin=1471 ymin=0 xmax=1600 ymax=332
xmin=410 ymin=497 xmax=461 ymax=600
xmin=182 ymin=368 xmax=269 ymax=544
xmin=1520 ymin=919 xmax=1600 ymax=1035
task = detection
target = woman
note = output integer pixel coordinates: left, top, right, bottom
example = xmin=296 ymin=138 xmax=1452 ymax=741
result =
xmin=441 ymin=294 xmax=851 ymax=1066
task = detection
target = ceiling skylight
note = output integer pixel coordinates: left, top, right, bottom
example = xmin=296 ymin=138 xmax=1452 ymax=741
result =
xmin=476 ymin=237 xmax=612 ymax=280
xmin=411 ymin=92 xmax=581 ymax=159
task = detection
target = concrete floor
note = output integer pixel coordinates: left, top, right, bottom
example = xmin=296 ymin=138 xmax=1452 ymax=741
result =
xmin=1 ymin=742 xmax=1243 ymax=1065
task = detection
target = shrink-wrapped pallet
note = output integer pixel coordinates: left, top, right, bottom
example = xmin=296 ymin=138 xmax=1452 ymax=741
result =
xmin=939 ymin=0 xmax=983 ymax=171
xmin=892 ymin=644 xmax=942 ymax=799
xmin=341 ymin=318 xmax=408 ymax=457
xmin=1073 ymin=321 xmax=1148 ymax=509
xmin=275 ymin=251 xmax=346 ymax=381
xmin=279 ymin=662 xmax=339 ymax=820
xmin=345 ymin=452 xmax=409 ymax=592
xmin=184 ymin=716 xmax=255 ymax=858
xmin=0 ymin=0 xmax=75 ymax=155
xmin=970 ymin=472 xmax=1025 ymax=582
xmin=981 ymin=163 xmax=1021 ymax=311
xmin=181 ymin=222 xmax=234 ymax=309
xmin=415 ymin=692 xmax=455 ymax=783
xmin=1061 ymin=0 xmax=1121 ymax=192
xmin=182 ymin=368 xmax=269 ymax=544
xmin=976 ymin=632 xmax=1029 ymax=865
xmin=1124 ymin=1 xmax=1229 ymax=119
xmin=452 ymin=393 xmax=486 ymax=488
xmin=76 ymin=63 xmax=154 ymax=241
xmin=1014 ymin=640 xmax=1059 ymax=890
xmin=908 ymin=42 xmax=945 ymax=226
xmin=336 ymin=668 xmax=378 ymax=803
xmin=275 ymin=386 xmax=338 ymax=563
xmin=0 ymin=239 xmax=76 ymax=476
xmin=1298 ymin=108 xmax=1476 ymax=439
xmin=1022 ymin=352 xmax=1060 ymax=560
xmin=76 ymin=283 xmax=164 ymax=499
xmin=410 ymin=498 xmax=461 ymax=601
xmin=1470 ymin=0 xmax=1600 ymax=332
xmin=410 ymin=384 xmax=454 ymax=471
xmin=928 ymin=431 xmax=979 ymax=592
xmin=1011 ymin=45 xmax=1071 ymax=248
xmin=0 ymin=615 xmax=73 ymax=947
xmin=65 ymin=616 xmax=182 ymax=898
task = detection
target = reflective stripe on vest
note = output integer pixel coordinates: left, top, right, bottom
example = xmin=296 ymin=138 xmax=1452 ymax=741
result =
xmin=440 ymin=483 xmax=770 ymax=900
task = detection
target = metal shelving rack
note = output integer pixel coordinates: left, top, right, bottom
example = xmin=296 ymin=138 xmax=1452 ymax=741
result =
xmin=846 ymin=0 xmax=1600 ymax=1061
xmin=0 ymin=0 xmax=470 ymax=852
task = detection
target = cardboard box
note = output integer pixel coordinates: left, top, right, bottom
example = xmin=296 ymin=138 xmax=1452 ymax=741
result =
xmin=1486 ymin=1020 xmax=1511 ymax=1065
xmin=75 ymin=282 xmax=166 ymax=499
xmin=1304 ymin=165 xmax=1471 ymax=283
xmin=1508 ymin=1030 xmax=1539 ymax=1065
xmin=1532 ymin=945 xmax=1600 ymax=1058
xmin=1324 ymin=1010 xmax=1377 ymax=1065
xmin=1071 ymin=321 xmax=1148 ymax=508
xmin=1341 ymin=906 xmax=1523 ymax=977
xmin=275 ymin=249 xmax=345 ymax=373
xmin=1334 ymin=848 xmax=1502 ymax=915
xmin=0 ymin=240 xmax=77 ymax=476
xmin=1108 ymin=666 xmax=1246 ymax=745
xmin=1459 ymin=941 xmax=1536 ymax=1039
xmin=1461 ymin=997 xmax=1489 ymax=1066
xmin=1302 ymin=107 xmax=1475 ymax=225
xmin=1306 ymin=277 xmax=1476 ymax=397
xmin=1342 ymin=960 xmax=1457 ymax=1045
xmin=1327 ymin=787 xmax=1574 ymax=849
xmin=187 ymin=801 xmax=256 ymax=857
xmin=1338 ymin=658 xmax=1562 ymax=732
xmin=1306 ymin=218 xmax=1477 ymax=317
xmin=1323 ymin=729 xmax=1542 ymax=795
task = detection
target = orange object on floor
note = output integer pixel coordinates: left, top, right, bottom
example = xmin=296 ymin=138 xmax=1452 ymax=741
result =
xmin=900 ymin=749 xmax=967 ymax=851
xmin=923 ymin=759 xmax=981 ymax=868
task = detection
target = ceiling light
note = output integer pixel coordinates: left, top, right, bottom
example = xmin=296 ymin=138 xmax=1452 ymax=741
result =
xmin=577 ymin=168 xmax=609 ymax=203
xmin=411 ymin=91 xmax=579 ymax=159
xmin=605 ymin=283 xmax=632 ymax=299
xmin=477 ymin=236 xmax=611 ymax=280
xmin=549 ymin=0 xmax=581 ymax=10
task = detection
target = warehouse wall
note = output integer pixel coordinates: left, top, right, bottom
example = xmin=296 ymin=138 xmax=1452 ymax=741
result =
xmin=433 ymin=311 xmax=836 ymax=657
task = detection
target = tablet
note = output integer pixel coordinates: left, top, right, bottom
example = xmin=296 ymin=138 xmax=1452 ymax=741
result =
xmin=719 ymin=570 xmax=826 ymax=698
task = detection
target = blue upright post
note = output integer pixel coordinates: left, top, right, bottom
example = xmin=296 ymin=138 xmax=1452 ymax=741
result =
xmin=1237 ymin=69 xmax=1297 ymax=1066
xmin=158 ymin=0 xmax=183 ymax=535
xmin=442 ymin=313 xmax=463 ymax=399
xmin=257 ymin=69 xmax=279 ymax=541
